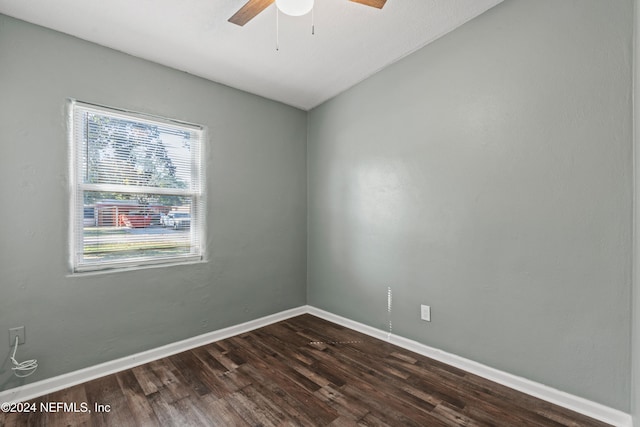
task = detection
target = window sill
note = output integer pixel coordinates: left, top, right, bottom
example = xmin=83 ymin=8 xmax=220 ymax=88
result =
xmin=67 ymin=258 xmax=207 ymax=278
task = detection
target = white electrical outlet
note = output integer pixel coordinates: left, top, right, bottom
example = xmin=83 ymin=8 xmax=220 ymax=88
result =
xmin=421 ymin=305 xmax=431 ymax=322
xmin=9 ymin=326 xmax=25 ymax=345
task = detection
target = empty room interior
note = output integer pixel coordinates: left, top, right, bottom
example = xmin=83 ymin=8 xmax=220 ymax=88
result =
xmin=2 ymin=0 xmax=640 ymax=425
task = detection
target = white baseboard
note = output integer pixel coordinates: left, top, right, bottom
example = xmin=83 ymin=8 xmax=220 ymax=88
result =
xmin=0 ymin=306 xmax=307 ymax=405
xmin=0 ymin=304 xmax=632 ymax=427
xmin=306 ymin=306 xmax=633 ymax=427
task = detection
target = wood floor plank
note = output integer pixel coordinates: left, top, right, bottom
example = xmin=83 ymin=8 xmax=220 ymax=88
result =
xmin=166 ymin=351 xmax=213 ymax=397
xmin=83 ymin=374 xmax=136 ymax=426
xmin=146 ymin=358 xmax=192 ymax=402
xmin=116 ymin=369 xmax=161 ymax=427
xmin=241 ymin=362 xmax=334 ymax=426
xmin=357 ymin=411 xmax=394 ymax=426
xmin=226 ymin=387 xmax=283 ymax=426
xmin=168 ymin=395 xmax=214 ymax=427
xmin=314 ymin=385 xmax=371 ymax=422
xmin=203 ymin=343 xmax=242 ymax=371
xmin=198 ymin=394 xmax=251 ymax=427
xmin=130 ymin=363 xmax=163 ymax=396
xmin=49 ymin=384 xmax=92 ymax=427
xmin=339 ymin=383 xmax=448 ymax=427
xmin=228 ymin=334 xmax=325 ymax=394
xmin=2 ymin=314 xmax=614 ymax=426
xmin=302 ymin=344 xmax=449 ymax=422
xmin=147 ymin=389 xmax=191 ymax=427
xmin=431 ymin=401 xmax=491 ymax=427
xmin=234 ymin=349 xmax=340 ymax=424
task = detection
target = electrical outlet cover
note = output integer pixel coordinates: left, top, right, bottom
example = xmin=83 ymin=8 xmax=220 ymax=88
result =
xmin=9 ymin=326 xmax=25 ymax=345
xmin=421 ymin=305 xmax=431 ymax=322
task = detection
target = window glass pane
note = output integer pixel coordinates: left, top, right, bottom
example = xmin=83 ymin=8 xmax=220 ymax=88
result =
xmin=82 ymin=112 xmax=195 ymax=190
xmin=80 ymin=192 xmax=195 ymax=266
xmin=71 ymin=101 xmax=204 ymax=272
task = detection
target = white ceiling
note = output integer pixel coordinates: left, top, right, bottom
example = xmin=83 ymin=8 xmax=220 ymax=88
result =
xmin=0 ymin=0 xmax=503 ymax=110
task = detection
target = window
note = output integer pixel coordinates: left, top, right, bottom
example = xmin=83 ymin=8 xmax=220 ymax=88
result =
xmin=70 ymin=101 xmax=205 ymax=272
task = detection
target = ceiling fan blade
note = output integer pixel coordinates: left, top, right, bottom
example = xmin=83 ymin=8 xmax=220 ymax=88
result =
xmin=349 ymin=0 xmax=387 ymax=8
xmin=228 ymin=0 xmax=275 ymax=26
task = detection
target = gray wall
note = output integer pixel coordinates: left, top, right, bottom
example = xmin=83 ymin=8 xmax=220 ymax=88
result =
xmin=308 ymin=0 xmax=633 ymax=411
xmin=0 ymin=14 xmax=307 ymax=391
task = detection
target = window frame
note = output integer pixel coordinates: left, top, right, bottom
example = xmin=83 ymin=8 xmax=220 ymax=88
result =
xmin=68 ymin=100 xmax=206 ymax=273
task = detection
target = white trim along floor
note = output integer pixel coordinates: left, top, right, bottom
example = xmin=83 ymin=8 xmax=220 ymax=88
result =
xmin=0 ymin=305 xmax=632 ymax=427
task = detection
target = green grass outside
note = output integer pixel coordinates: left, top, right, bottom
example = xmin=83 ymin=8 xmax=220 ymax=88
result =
xmin=84 ymin=227 xmax=130 ymax=236
xmin=84 ymin=241 xmax=188 ymax=254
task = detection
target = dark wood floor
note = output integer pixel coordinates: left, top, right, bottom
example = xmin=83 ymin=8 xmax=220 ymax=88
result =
xmin=1 ymin=314 xmax=610 ymax=426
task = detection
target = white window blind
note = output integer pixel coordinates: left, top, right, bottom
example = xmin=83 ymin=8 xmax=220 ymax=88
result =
xmin=70 ymin=101 xmax=205 ymax=272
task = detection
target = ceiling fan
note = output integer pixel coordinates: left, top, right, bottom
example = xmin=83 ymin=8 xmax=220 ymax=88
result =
xmin=229 ymin=0 xmax=387 ymax=26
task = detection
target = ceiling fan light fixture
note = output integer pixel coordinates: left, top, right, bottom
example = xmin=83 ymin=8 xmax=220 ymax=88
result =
xmin=276 ymin=0 xmax=314 ymax=16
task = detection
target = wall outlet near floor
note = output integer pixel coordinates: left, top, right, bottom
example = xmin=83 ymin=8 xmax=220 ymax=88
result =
xmin=421 ymin=305 xmax=431 ymax=322
xmin=9 ymin=326 xmax=25 ymax=345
